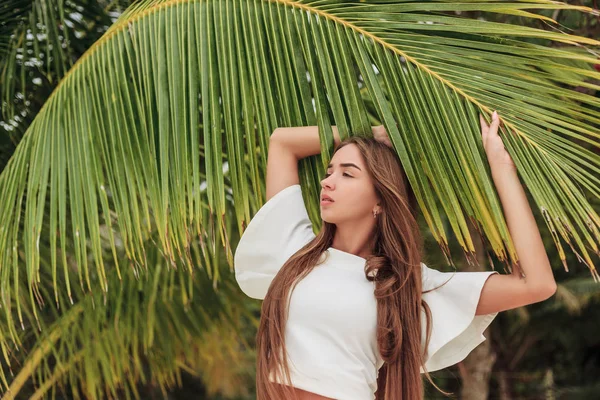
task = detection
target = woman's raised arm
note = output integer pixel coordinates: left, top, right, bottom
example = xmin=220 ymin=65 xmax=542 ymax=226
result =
xmin=265 ymin=126 xmax=341 ymax=200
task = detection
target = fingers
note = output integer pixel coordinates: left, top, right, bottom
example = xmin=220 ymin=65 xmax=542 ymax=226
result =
xmin=479 ymin=113 xmax=489 ymax=147
xmin=489 ymin=111 xmax=500 ymax=137
xmin=373 ymin=125 xmax=393 ymax=148
xmin=480 ymin=111 xmax=501 ymax=147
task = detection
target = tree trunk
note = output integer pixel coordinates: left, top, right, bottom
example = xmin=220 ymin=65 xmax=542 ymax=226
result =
xmin=496 ymin=370 xmax=512 ymax=400
xmin=457 ymin=332 xmax=497 ymax=400
xmin=543 ymin=368 xmax=555 ymax=400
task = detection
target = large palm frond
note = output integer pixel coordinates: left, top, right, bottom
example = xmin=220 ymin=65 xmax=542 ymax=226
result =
xmin=0 ymin=0 xmax=135 ymax=144
xmin=1 ymin=235 xmax=256 ymax=399
xmin=0 ymin=0 xmax=31 ymax=58
xmin=0 ymin=0 xmax=599 ymax=392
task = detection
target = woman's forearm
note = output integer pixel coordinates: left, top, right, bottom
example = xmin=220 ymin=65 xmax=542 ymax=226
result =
xmin=492 ymin=167 xmax=556 ymax=289
xmin=270 ymin=126 xmax=342 ymax=160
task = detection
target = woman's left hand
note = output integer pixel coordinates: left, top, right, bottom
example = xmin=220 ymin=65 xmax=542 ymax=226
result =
xmin=479 ymin=111 xmax=517 ymax=174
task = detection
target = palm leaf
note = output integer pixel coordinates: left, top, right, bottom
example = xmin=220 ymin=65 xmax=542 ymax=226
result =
xmin=2 ymin=236 xmax=256 ymax=399
xmin=0 ymin=0 xmax=31 ymax=58
xmin=0 ymin=0 xmax=599 ymax=393
xmin=0 ymin=0 xmax=136 ymax=141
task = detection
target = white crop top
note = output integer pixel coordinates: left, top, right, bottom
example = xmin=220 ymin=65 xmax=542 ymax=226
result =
xmin=234 ymin=184 xmax=499 ymax=399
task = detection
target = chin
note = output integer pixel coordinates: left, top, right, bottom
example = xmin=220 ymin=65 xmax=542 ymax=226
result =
xmin=320 ymin=214 xmax=337 ymax=225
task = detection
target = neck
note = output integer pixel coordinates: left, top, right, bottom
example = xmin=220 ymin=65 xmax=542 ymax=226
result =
xmin=331 ymin=220 xmax=377 ymax=259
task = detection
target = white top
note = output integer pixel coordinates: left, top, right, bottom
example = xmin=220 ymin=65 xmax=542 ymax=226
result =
xmin=234 ymin=184 xmax=499 ymax=400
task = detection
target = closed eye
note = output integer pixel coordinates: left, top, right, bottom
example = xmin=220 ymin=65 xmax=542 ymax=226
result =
xmin=323 ymin=172 xmax=352 ymax=178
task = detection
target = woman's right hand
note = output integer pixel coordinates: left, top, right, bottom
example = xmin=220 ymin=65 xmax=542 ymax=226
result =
xmin=372 ymin=125 xmax=393 ymax=148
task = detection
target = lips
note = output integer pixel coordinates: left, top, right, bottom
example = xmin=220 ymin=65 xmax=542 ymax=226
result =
xmin=321 ymin=194 xmax=334 ymax=202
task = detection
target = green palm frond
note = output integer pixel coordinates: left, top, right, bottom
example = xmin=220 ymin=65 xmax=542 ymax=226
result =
xmin=0 ymin=0 xmax=31 ymax=58
xmin=2 ymin=238 xmax=256 ymax=399
xmin=0 ymin=0 xmax=599 ymax=393
xmin=0 ymin=0 xmax=136 ymax=141
xmin=1 ymin=0 xmax=74 ymax=125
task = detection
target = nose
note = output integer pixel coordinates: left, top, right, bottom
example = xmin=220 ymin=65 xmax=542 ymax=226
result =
xmin=321 ymin=174 xmax=335 ymax=190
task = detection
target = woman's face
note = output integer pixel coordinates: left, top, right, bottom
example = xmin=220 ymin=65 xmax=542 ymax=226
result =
xmin=319 ymin=144 xmax=380 ymax=225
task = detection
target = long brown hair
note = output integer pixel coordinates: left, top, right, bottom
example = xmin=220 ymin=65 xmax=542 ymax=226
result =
xmin=255 ymin=135 xmax=451 ymax=399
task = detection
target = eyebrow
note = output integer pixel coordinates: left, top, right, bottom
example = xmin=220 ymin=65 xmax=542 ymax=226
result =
xmin=327 ymin=162 xmax=362 ymax=171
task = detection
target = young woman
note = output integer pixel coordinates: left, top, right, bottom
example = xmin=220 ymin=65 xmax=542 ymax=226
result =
xmin=234 ymin=111 xmax=557 ymax=400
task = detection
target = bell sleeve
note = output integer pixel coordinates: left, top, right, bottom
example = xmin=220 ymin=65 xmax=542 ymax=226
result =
xmin=420 ymin=262 xmax=500 ymax=373
xmin=234 ymin=184 xmax=316 ymax=300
